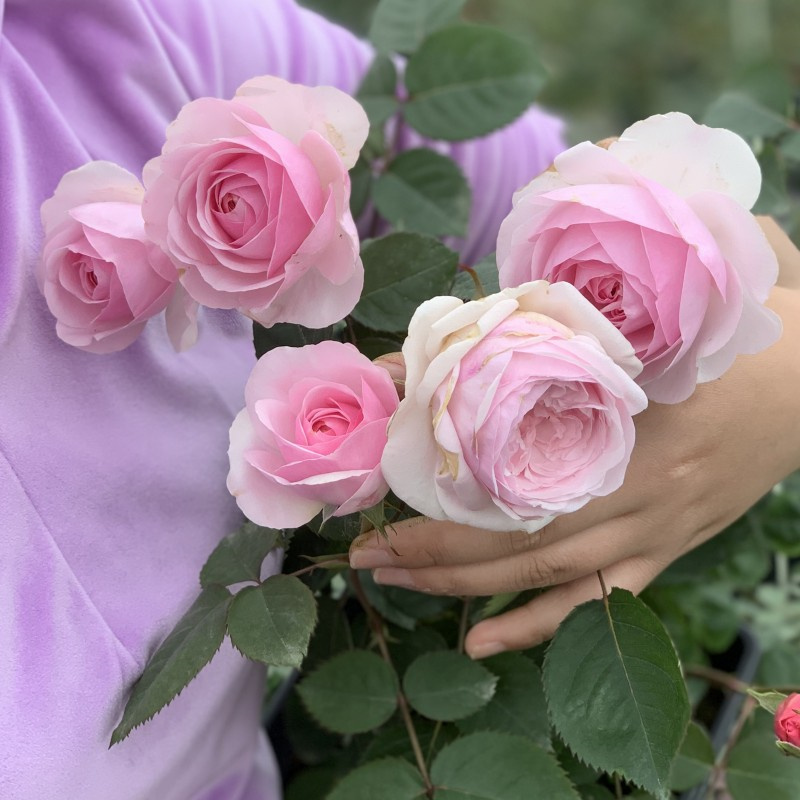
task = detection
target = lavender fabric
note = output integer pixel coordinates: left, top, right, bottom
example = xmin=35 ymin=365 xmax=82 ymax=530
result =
xmin=0 ymin=1 xmax=565 ymax=798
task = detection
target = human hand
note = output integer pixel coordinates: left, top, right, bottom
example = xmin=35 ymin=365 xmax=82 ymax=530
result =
xmin=357 ymin=219 xmax=800 ymax=659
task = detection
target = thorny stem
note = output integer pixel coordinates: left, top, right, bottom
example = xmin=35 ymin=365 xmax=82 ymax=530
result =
xmin=350 ymin=568 xmax=435 ymax=796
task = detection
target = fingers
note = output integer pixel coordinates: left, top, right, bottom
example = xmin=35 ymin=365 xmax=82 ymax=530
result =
xmin=350 ymin=517 xmax=547 ymax=570
xmin=365 ymin=517 xmax=643 ymax=597
xmin=373 ymin=352 xmax=406 ymax=398
xmin=464 ymin=555 xmax=660 ymax=659
xmin=350 ymin=488 xmax=643 ymax=572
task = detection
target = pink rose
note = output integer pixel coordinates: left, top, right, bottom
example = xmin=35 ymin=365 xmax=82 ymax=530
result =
xmin=382 ymin=281 xmax=647 ymax=533
xmin=227 ymin=341 xmax=400 ymax=528
xmin=143 ymin=76 xmax=368 ymax=329
xmin=38 ymin=161 xmax=178 ymax=354
xmin=775 ymin=694 xmax=800 ymax=747
xmin=498 ymin=112 xmax=782 ymax=403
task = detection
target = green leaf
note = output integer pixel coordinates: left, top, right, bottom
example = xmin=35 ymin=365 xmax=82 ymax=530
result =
xmin=284 ymin=691 xmax=342 ymax=765
xmin=305 ymin=596 xmax=353 ymax=671
xmin=756 ymin=643 xmax=800 ymax=686
xmin=227 ymin=575 xmax=317 ymax=668
xmin=374 ymin=149 xmax=471 ymax=237
xmin=357 ymin=335 xmax=404 ymax=360
xmin=776 ymin=740 xmax=800 ymax=759
xmin=542 ymin=589 xmax=690 ymax=800
xmin=350 ymin=156 xmax=373 ymax=219
xmin=703 ymin=91 xmax=791 ymax=140
xmin=200 ymin=522 xmax=280 ymax=588
xmin=357 ymin=55 xmax=399 ymax=127
xmin=327 ymin=758 xmax=426 ymax=800
xmin=388 ymin=625 xmax=448 ymax=677
xmin=359 ymin=569 xmax=457 ymax=630
xmin=747 ymin=688 xmax=789 ymax=715
xmin=353 ymin=233 xmax=459 ymax=332
xmin=286 ymin=766 xmax=340 ymax=800
xmin=753 ymin=143 xmax=790 ymax=216
xmin=110 ymin=585 xmax=232 ymax=745
xmin=456 ymin=653 xmax=550 ymax=748
xmin=296 ymin=0 xmax=378 ymax=37
xmin=669 ymin=722 xmax=713 ymax=792
xmin=450 ymin=253 xmax=501 ymax=301
xmin=403 ymin=651 xmax=497 ymax=721
xmin=781 ymin=131 xmax=800 ymax=163
xmin=404 ymin=25 xmax=546 ymax=141
xmin=308 ymin=510 xmax=363 ymax=543
xmin=431 ymin=732 xmax=580 ymax=799
xmin=360 ymin=500 xmax=389 ymax=536
xmin=727 ymin=726 xmax=800 ymax=800
xmin=298 ymin=650 xmax=399 ymax=734
xmin=369 ymin=0 xmax=466 ymax=54
xmin=578 ymin=787 xmax=615 ymax=800
xmin=253 ymin=321 xmax=340 ymax=358
xmin=361 ymin=717 xmax=455 ymax=764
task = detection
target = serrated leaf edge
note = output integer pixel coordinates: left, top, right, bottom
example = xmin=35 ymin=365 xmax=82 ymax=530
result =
xmin=296 ymin=650 xmax=400 ymax=736
xmin=541 ymin=592 xmax=688 ymax=800
xmin=110 ymin=590 xmax=232 ymax=746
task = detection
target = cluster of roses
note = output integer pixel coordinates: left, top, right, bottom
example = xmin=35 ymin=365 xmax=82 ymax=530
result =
xmin=39 ymin=77 xmax=781 ymax=535
xmin=38 ymin=76 xmax=369 ymax=353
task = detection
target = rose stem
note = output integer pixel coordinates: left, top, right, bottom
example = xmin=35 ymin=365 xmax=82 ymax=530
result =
xmin=350 ymin=568 xmax=435 ymax=796
xmin=462 ymin=265 xmax=487 ymax=298
xmin=597 ymin=569 xmax=609 ymax=603
xmin=684 ymin=664 xmax=750 ymax=694
xmin=613 ymin=772 xmax=623 ymax=799
xmin=706 ymin=695 xmax=757 ymax=799
xmin=288 ymin=556 xmax=349 ymax=578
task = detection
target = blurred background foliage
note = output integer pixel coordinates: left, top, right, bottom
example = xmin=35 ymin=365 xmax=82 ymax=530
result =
xmin=301 ymin=0 xmax=800 ymax=237
xmin=286 ymin=1 xmax=800 ymax=791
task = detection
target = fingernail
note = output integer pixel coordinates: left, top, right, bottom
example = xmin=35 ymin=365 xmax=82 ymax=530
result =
xmin=373 ymin=567 xmax=416 ymax=590
xmin=467 ymin=641 xmax=506 ymax=660
xmin=349 ymin=548 xmax=394 ymax=569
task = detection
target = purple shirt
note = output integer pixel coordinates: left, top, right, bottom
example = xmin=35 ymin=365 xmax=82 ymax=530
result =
xmin=0 ymin=2 xmax=564 ymax=797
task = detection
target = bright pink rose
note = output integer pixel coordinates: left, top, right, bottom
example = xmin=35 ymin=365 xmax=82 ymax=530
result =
xmin=143 ymin=76 xmax=368 ymax=329
xmin=382 ymin=281 xmax=648 ymax=533
xmin=498 ymin=112 xmax=781 ymax=404
xmin=227 ymin=341 xmax=400 ymax=528
xmin=38 ymin=161 xmax=178 ymax=354
xmin=775 ymin=694 xmax=800 ymax=747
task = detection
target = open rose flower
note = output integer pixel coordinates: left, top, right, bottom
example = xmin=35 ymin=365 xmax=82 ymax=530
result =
xmin=498 ymin=112 xmax=782 ymax=403
xmin=227 ymin=341 xmax=400 ymax=528
xmin=38 ymin=161 xmax=178 ymax=353
xmin=382 ymin=281 xmax=648 ymax=533
xmin=143 ymin=76 xmax=368 ymax=329
xmin=775 ymin=694 xmax=800 ymax=748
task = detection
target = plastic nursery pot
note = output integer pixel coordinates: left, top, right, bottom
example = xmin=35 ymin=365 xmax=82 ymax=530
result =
xmin=680 ymin=627 xmax=762 ymax=800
